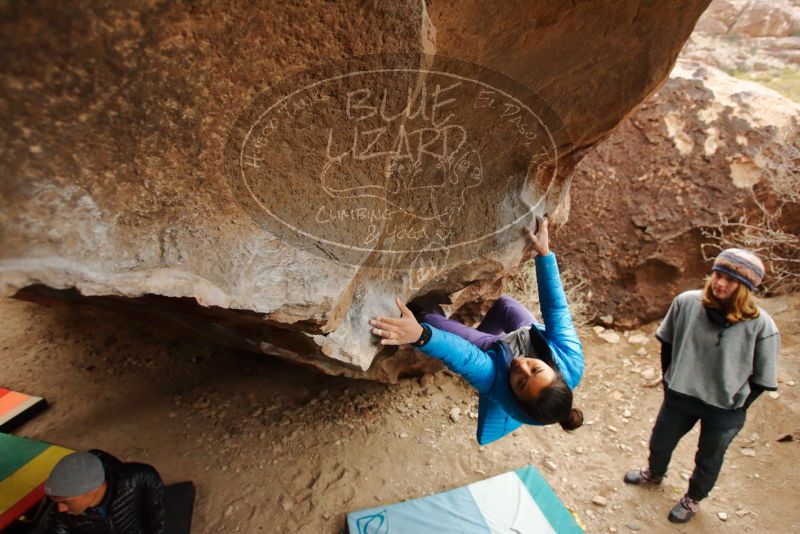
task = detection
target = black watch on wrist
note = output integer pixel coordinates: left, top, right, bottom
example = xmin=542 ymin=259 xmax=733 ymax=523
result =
xmin=411 ymin=324 xmax=432 ymax=347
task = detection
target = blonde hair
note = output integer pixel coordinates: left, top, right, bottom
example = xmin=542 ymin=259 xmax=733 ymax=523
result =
xmin=702 ymin=276 xmax=760 ymax=323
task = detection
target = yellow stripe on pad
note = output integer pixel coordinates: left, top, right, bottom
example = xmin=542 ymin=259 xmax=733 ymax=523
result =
xmin=0 ymin=445 xmax=73 ymax=513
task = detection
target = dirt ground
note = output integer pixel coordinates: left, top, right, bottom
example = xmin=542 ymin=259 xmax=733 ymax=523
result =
xmin=2 ymin=293 xmax=799 ymax=533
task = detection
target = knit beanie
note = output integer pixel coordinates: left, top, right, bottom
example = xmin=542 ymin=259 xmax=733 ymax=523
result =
xmin=712 ymin=248 xmax=765 ymax=290
xmin=45 ymin=452 xmax=105 ymax=497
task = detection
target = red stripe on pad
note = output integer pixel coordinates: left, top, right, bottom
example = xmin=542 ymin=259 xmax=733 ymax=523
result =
xmin=0 ymin=392 xmax=31 ymax=417
xmin=0 ymin=483 xmax=45 ymax=531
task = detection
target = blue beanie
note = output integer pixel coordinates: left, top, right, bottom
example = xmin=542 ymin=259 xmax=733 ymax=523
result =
xmin=712 ymin=248 xmax=765 ymax=290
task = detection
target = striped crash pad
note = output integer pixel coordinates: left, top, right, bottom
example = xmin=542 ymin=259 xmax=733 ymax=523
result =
xmin=347 ymin=465 xmax=584 ymax=534
xmin=0 ymin=387 xmax=47 ymax=432
xmin=0 ymin=433 xmax=73 ymax=530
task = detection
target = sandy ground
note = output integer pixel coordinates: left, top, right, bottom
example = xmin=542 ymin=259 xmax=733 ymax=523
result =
xmin=2 ymin=294 xmax=799 ymax=534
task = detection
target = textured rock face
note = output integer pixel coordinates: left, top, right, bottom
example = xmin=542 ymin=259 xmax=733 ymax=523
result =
xmin=0 ymin=1 xmax=711 ymax=379
xmin=560 ymin=59 xmax=800 ymax=327
xmin=695 ymin=0 xmax=800 ymax=38
xmin=684 ymin=0 xmax=800 ymax=70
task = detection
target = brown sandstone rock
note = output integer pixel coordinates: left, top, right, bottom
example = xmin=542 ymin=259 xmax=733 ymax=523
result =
xmin=729 ymin=0 xmax=800 ymax=38
xmin=695 ymin=0 xmax=800 ymax=37
xmin=0 ymin=1 xmax=711 ymax=379
xmin=685 ymin=0 xmax=800 ymax=70
xmin=559 ymin=59 xmax=800 ymax=327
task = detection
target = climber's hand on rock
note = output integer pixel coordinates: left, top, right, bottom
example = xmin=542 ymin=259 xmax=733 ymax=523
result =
xmin=524 ymin=214 xmax=550 ymax=257
xmin=370 ymin=298 xmax=423 ymax=345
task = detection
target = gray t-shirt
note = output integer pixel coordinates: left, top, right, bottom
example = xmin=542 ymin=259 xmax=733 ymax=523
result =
xmin=656 ymin=290 xmax=780 ymax=410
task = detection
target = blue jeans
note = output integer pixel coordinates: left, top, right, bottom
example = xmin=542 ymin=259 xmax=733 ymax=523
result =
xmin=648 ymin=390 xmax=746 ymax=501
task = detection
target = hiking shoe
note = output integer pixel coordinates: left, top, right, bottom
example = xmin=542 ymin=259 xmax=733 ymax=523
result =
xmin=623 ymin=468 xmax=663 ymax=485
xmin=668 ymin=495 xmax=700 ymax=523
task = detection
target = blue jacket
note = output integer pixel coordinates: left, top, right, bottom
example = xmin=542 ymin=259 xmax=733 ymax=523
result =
xmin=419 ymin=253 xmax=584 ymax=445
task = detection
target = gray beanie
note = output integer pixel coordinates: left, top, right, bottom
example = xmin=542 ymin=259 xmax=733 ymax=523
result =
xmin=45 ymin=452 xmax=105 ymax=497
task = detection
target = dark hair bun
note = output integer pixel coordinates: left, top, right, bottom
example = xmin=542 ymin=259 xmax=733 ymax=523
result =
xmin=559 ymin=407 xmax=584 ymax=431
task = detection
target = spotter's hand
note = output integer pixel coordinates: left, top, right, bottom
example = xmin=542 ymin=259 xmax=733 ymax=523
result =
xmin=369 ymin=298 xmax=423 ymax=345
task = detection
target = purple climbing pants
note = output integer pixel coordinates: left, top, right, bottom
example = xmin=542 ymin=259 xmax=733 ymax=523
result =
xmin=421 ymin=295 xmax=537 ymax=351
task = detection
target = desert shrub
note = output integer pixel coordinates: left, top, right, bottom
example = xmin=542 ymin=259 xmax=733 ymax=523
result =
xmin=727 ymin=68 xmax=800 ymax=103
xmin=701 ymin=133 xmax=800 ymax=294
